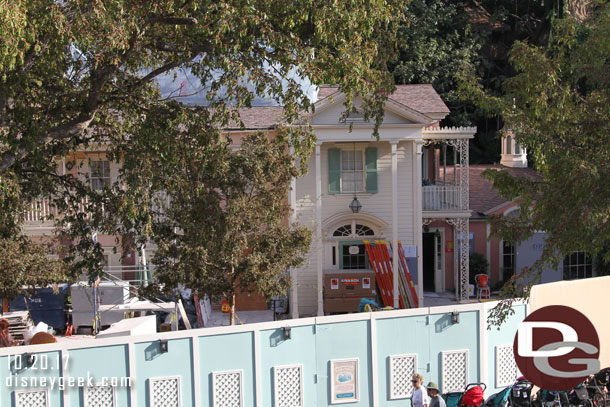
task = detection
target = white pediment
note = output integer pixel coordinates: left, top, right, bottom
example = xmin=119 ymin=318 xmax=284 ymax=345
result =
xmin=310 ymin=93 xmax=434 ymax=126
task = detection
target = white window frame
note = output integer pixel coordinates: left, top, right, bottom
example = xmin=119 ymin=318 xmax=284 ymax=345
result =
xmin=339 ymin=149 xmax=365 ymax=193
xmin=90 ymin=160 xmax=111 ymax=191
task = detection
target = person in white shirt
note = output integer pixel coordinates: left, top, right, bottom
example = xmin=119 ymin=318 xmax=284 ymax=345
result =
xmin=412 ymin=373 xmax=430 ymax=407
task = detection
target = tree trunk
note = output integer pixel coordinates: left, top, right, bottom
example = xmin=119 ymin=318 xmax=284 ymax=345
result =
xmin=229 ymin=264 xmax=236 ymax=325
xmin=229 ymin=292 xmax=236 ymax=326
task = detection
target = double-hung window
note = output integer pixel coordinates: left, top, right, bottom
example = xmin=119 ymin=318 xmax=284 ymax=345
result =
xmin=90 ymin=160 xmax=111 ymax=190
xmin=341 ymin=150 xmax=364 ymax=192
xmin=328 ymin=147 xmax=377 ymax=194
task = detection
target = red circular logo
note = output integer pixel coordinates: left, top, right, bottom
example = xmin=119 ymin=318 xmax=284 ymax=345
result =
xmin=513 ymin=305 xmax=600 ymax=390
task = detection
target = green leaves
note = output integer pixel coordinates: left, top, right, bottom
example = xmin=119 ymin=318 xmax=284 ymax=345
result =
xmin=462 ymin=2 xmax=610 ymax=325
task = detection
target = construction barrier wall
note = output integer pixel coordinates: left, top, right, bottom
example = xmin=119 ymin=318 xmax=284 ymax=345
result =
xmin=0 ymin=301 xmax=527 ymax=407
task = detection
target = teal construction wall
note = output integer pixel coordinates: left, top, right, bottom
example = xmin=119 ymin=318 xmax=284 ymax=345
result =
xmin=0 ymin=302 xmax=526 ymax=407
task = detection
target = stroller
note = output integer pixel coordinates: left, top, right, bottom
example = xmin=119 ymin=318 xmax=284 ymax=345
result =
xmin=443 ymin=383 xmax=487 ymax=407
xmin=533 ymin=389 xmax=569 ymax=407
xmin=485 ymin=386 xmax=512 ymax=407
xmin=568 ymin=383 xmax=596 ymax=407
xmin=588 ymin=368 xmax=610 ymax=407
xmin=510 ymin=377 xmax=534 ymax=407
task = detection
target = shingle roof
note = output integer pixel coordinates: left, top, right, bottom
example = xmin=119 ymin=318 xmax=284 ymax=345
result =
xmin=229 ymin=107 xmax=284 ymax=130
xmin=469 ymin=164 xmax=541 ymax=218
xmin=229 ymin=84 xmax=449 ymax=129
xmin=316 ymin=84 xmax=450 ymax=114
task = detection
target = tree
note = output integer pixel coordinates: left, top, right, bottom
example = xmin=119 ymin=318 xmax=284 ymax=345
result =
xmin=0 ymin=176 xmax=67 ymax=300
xmin=0 ymin=1 xmax=400 ymax=293
xmin=390 ymin=0 xmax=481 ymax=127
xmin=458 ymin=1 xmax=610 ymax=325
xmin=111 ymin=104 xmax=311 ymax=324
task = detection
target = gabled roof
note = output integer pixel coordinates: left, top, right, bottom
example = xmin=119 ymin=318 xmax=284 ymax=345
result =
xmin=316 ymin=84 xmax=450 ymax=115
xmin=469 ymin=164 xmax=541 ymax=218
xmin=226 ymin=84 xmax=449 ymax=129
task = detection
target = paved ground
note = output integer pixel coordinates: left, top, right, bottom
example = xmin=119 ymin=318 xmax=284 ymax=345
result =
xmin=206 ymin=291 xmax=494 ymax=326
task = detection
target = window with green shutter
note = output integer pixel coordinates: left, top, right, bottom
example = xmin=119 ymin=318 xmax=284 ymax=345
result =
xmin=327 ymin=146 xmax=377 ymax=194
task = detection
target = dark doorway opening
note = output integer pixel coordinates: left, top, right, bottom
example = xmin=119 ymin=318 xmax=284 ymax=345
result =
xmin=423 ymin=232 xmax=436 ymax=291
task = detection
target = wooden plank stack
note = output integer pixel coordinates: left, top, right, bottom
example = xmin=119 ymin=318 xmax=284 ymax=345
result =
xmin=363 ymin=240 xmax=419 ymax=309
xmin=2 ymin=311 xmax=32 ymax=341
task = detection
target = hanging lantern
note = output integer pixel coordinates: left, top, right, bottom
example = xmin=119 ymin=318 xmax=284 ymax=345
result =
xmin=349 ymin=196 xmax=362 ymax=213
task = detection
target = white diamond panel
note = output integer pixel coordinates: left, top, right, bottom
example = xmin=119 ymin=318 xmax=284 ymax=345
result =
xmin=85 ymin=385 xmax=115 ymax=407
xmin=496 ymin=345 xmax=518 ymax=387
xmin=274 ymin=365 xmax=303 ymax=407
xmin=15 ymin=389 xmax=48 ymax=407
xmin=389 ymin=354 xmax=417 ymax=399
xmin=442 ymin=350 xmax=468 ymax=393
xmin=213 ymin=370 xmax=243 ymax=407
xmin=150 ymin=376 xmax=180 ymax=407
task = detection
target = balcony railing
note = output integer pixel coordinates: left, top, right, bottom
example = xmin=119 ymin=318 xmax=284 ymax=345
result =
xmin=23 ymin=198 xmax=58 ymax=223
xmin=23 ymin=197 xmax=95 ymax=224
xmin=422 ymin=185 xmax=463 ymax=211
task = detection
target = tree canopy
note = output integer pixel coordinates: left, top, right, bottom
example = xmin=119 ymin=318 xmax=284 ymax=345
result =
xmin=458 ymin=1 xmax=610 ymax=325
xmin=0 ymin=0 xmax=400 ymax=300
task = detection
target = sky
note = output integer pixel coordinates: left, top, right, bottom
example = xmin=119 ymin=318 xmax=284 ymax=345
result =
xmin=155 ymin=68 xmax=319 ymax=106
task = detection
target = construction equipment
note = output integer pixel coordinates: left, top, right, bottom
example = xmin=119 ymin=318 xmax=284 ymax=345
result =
xmin=363 ymin=240 xmax=419 ymax=309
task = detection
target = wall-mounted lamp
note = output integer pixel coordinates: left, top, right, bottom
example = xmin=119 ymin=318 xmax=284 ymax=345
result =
xmin=282 ymin=327 xmax=292 ymax=340
xmin=434 ymin=229 xmax=441 ymax=240
xmin=451 ymin=311 xmax=460 ymax=324
xmin=159 ymin=339 xmax=169 ymax=353
xmin=65 ymin=161 xmax=74 ymax=171
xmin=423 ymin=225 xmax=430 ymax=233
xmin=26 ymin=353 xmax=35 ymax=367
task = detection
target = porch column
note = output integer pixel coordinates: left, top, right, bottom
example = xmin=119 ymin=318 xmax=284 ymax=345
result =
xmin=415 ymin=141 xmax=424 ymax=307
xmin=290 ymin=146 xmax=299 ymax=319
xmin=391 ymin=141 xmax=399 ymax=308
xmin=315 ymin=142 xmax=324 ymax=316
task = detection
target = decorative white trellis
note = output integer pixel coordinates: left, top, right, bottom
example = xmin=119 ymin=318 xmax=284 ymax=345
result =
xmin=442 ymin=350 xmax=469 ymax=393
xmin=274 ymin=364 xmax=304 ymax=407
xmin=14 ymin=389 xmax=48 ymax=407
xmin=213 ymin=370 xmax=243 ymax=407
xmin=496 ymin=345 xmax=519 ymax=387
xmin=84 ymin=385 xmax=115 ymax=407
xmin=389 ymin=354 xmax=418 ymax=399
xmin=149 ymin=376 xmax=180 ymax=407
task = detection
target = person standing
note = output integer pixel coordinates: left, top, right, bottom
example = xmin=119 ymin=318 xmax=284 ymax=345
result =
xmin=426 ymin=382 xmax=447 ymax=407
xmin=412 ymin=373 xmax=430 ymax=407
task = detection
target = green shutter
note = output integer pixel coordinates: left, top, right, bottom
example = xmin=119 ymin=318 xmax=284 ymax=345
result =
xmin=365 ymin=147 xmax=378 ymax=193
xmin=328 ymin=148 xmax=341 ymax=194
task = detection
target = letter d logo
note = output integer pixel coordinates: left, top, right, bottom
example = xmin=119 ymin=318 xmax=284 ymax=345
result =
xmin=517 ymin=321 xmax=577 ymax=357
xmin=514 ymin=305 xmax=600 ymax=391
